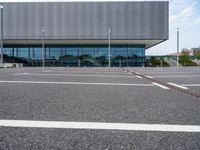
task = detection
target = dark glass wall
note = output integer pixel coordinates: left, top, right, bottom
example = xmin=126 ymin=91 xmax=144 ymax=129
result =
xmin=3 ymin=45 xmax=145 ymax=67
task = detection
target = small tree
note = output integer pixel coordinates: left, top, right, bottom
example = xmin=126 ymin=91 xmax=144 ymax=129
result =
xmin=196 ymin=51 xmax=200 ymax=60
xmin=180 ymin=49 xmax=189 ymax=66
xmin=181 ymin=49 xmax=189 ymax=59
xmin=181 ymin=48 xmax=189 ymax=55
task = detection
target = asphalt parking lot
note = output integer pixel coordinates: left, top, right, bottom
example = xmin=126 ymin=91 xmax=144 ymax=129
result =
xmin=0 ymin=67 xmax=200 ymax=149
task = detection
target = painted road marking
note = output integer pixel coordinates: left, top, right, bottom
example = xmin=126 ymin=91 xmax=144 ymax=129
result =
xmin=32 ymin=69 xmax=126 ymax=74
xmin=152 ymin=75 xmax=200 ymax=78
xmin=136 ymin=75 xmax=143 ymax=79
xmin=0 ymin=80 xmax=154 ymax=87
xmin=42 ymin=70 xmax=52 ymax=72
xmin=1 ymin=120 xmax=200 ymax=132
xmin=13 ymin=73 xmax=136 ymax=78
xmin=13 ymin=73 xmax=29 ymax=76
xmin=181 ymin=84 xmax=200 ymax=87
xmin=138 ymin=72 xmax=199 ymax=74
xmin=62 ymin=71 xmax=126 ymax=74
xmin=135 ymin=72 xmax=140 ymax=74
xmin=152 ymin=82 xmax=170 ymax=90
xmin=167 ymin=82 xmax=189 ymax=89
xmin=145 ymin=75 xmax=154 ymax=79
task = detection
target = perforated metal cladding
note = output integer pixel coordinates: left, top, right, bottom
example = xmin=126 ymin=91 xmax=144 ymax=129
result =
xmin=2 ymin=2 xmax=168 ymax=40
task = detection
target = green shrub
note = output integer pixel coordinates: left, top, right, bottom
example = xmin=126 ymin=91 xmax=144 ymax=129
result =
xmin=149 ymin=58 xmax=169 ymax=67
xmin=179 ymin=56 xmax=197 ymax=66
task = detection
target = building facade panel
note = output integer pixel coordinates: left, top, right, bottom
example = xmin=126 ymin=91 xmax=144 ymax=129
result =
xmin=2 ymin=2 xmax=168 ymax=40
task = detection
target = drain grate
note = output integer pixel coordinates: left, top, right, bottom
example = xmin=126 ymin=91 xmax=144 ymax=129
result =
xmin=122 ymin=68 xmax=200 ymax=100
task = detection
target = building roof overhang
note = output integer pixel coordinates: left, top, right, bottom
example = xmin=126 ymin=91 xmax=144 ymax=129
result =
xmin=3 ymin=39 xmax=167 ymax=49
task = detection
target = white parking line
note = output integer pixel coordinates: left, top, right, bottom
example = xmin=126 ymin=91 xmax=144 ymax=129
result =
xmin=139 ymin=72 xmax=199 ymax=74
xmin=167 ymin=82 xmax=189 ymax=89
xmin=135 ymin=72 xmax=140 ymax=74
xmin=13 ymin=73 xmax=29 ymax=76
xmin=136 ymin=75 xmax=143 ymax=79
xmin=0 ymin=80 xmax=154 ymax=87
xmin=13 ymin=73 xmax=136 ymax=78
xmin=1 ymin=120 xmax=200 ymax=132
xmin=181 ymin=84 xmax=200 ymax=87
xmin=61 ymin=71 xmax=126 ymax=74
xmin=20 ymin=69 xmax=125 ymax=74
xmin=145 ymin=75 xmax=154 ymax=79
xmin=153 ymin=75 xmax=200 ymax=78
xmin=152 ymin=82 xmax=170 ymax=90
xmin=42 ymin=70 xmax=52 ymax=72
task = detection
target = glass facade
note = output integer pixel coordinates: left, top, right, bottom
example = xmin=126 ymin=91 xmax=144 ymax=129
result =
xmin=3 ymin=45 xmax=145 ymax=67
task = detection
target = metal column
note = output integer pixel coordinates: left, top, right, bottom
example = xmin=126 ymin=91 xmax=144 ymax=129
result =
xmin=0 ymin=4 xmax=3 ymax=64
xmin=108 ymin=28 xmax=111 ymax=68
xmin=42 ymin=29 xmax=45 ymax=68
xmin=177 ymin=28 xmax=179 ymax=68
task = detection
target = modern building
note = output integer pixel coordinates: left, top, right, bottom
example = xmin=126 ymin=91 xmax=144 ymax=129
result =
xmin=0 ymin=1 xmax=169 ymax=67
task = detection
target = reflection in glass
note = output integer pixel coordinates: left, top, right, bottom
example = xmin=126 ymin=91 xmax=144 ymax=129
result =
xmin=3 ymin=45 xmax=145 ymax=67
xmin=50 ymin=47 xmax=61 ymax=59
xmin=18 ymin=48 xmax=29 ymax=59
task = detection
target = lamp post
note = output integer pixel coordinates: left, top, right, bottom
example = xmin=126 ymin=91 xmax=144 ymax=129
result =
xmin=108 ymin=28 xmax=111 ymax=68
xmin=177 ymin=28 xmax=179 ymax=68
xmin=0 ymin=4 xmax=3 ymax=65
xmin=42 ymin=29 xmax=45 ymax=68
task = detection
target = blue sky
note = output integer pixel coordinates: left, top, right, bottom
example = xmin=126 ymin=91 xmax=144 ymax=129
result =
xmin=147 ymin=0 xmax=200 ymax=55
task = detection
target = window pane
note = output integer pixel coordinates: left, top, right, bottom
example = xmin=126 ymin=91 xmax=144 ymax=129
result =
xmin=4 ymin=48 xmax=13 ymax=56
xmin=33 ymin=48 xmax=42 ymax=59
xmin=66 ymin=47 xmax=78 ymax=57
xmin=50 ymin=47 xmax=61 ymax=59
xmin=18 ymin=47 xmax=29 ymax=59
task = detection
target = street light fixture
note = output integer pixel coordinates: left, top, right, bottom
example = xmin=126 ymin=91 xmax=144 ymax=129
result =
xmin=42 ymin=29 xmax=45 ymax=68
xmin=0 ymin=4 xmax=3 ymax=65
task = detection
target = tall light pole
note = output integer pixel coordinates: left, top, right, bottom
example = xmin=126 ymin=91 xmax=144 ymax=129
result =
xmin=108 ymin=28 xmax=111 ymax=68
xmin=177 ymin=28 xmax=179 ymax=68
xmin=42 ymin=29 xmax=45 ymax=68
xmin=0 ymin=4 xmax=3 ymax=65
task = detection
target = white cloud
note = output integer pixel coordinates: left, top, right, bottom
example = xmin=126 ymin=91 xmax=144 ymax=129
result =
xmin=195 ymin=17 xmax=200 ymax=23
xmin=148 ymin=0 xmax=200 ymax=55
xmin=169 ymin=1 xmax=196 ymax=27
xmin=169 ymin=15 xmax=178 ymax=25
xmin=179 ymin=6 xmax=193 ymax=17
